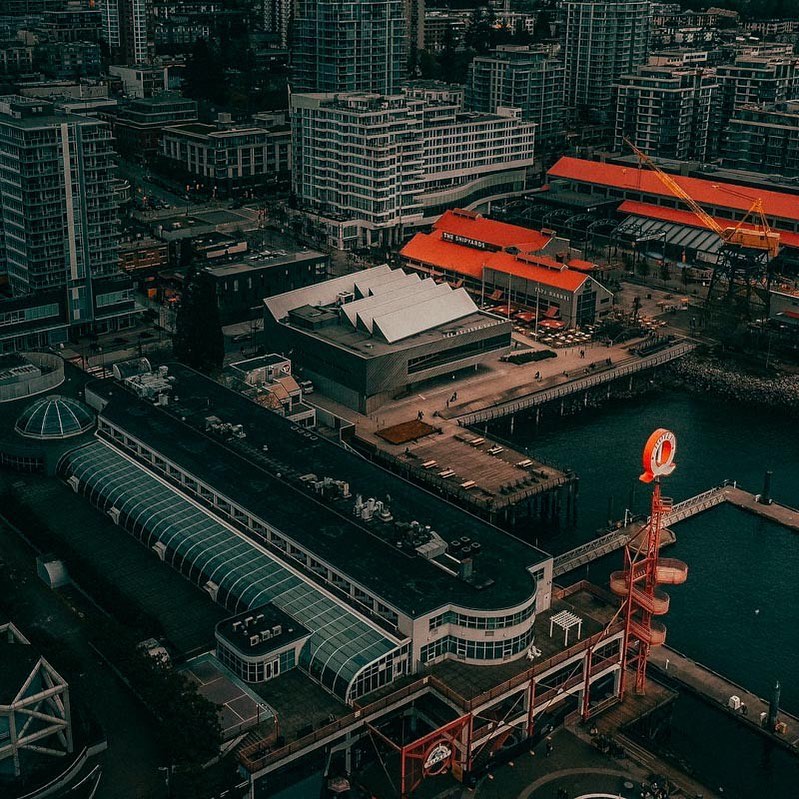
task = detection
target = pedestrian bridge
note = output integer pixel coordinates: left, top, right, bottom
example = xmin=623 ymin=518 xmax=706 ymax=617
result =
xmin=553 ymin=485 xmax=728 ymax=577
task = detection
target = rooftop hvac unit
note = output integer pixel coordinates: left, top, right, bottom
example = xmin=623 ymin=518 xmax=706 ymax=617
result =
xmin=249 ymin=634 xmax=260 ymax=647
xmin=271 ymin=625 xmax=282 ymax=637
xmin=260 ymin=630 xmax=271 ymax=642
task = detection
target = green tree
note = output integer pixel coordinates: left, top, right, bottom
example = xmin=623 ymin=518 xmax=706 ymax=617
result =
xmin=464 ymin=7 xmax=497 ymax=55
xmin=183 ymin=38 xmax=225 ymax=104
xmin=173 ymin=266 xmax=224 ymax=373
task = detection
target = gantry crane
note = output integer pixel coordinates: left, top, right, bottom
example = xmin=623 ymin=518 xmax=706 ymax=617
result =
xmin=625 ymin=138 xmax=779 ymax=322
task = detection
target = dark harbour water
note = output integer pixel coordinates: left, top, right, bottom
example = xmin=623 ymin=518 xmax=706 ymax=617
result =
xmin=493 ymin=390 xmax=799 ymax=795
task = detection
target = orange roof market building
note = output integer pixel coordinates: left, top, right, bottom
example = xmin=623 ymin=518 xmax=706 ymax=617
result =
xmin=400 ymin=210 xmax=613 ymax=328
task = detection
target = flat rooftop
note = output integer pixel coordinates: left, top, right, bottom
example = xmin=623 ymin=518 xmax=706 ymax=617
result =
xmin=205 ymin=250 xmax=324 ymax=278
xmin=90 ymin=364 xmax=550 ymax=617
xmin=216 ymin=604 xmax=309 ymax=657
xmin=3 ymin=471 xmax=228 ymax=657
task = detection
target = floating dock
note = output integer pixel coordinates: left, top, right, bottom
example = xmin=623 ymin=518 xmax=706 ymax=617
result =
xmin=649 ymin=646 xmax=799 ymax=752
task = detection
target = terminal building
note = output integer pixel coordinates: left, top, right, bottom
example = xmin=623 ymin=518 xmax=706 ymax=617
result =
xmin=61 ymin=362 xmax=553 ymax=700
xmin=52 ymin=362 xmax=625 ymax=795
xmin=262 ymin=264 xmax=513 ymax=412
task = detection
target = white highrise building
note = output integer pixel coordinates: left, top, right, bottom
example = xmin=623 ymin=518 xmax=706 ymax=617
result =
xmin=290 ymin=91 xmax=536 ymax=248
xmin=563 ymin=0 xmax=652 ymax=113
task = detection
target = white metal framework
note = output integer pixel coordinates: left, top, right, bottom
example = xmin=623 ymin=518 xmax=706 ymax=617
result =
xmin=0 ymin=624 xmax=73 ymax=778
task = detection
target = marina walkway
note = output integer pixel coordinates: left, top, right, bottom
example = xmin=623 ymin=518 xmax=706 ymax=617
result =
xmin=725 ymin=486 xmax=799 ymax=531
xmin=649 ymin=646 xmax=799 ymax=752
xmin=553 ymin=486 xmax=726 ymax=577
xmin=554 ymin=484 xmax=799 ymax=577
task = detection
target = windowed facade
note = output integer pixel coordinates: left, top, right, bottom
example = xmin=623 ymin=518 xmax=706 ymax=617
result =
xmin=216 ymin=639 xmax=296 ymax=683
xmin=420 ymin=626 xmax=536 ymax=664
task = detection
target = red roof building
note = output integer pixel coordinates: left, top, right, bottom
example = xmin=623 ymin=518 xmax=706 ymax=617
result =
xmin=399 ymin=209 xmax=613 ymax=327
xmin=617 ymin=201 xmax=799 ymax=250
xmin=548 ymin=157 xmax=799 ymax=234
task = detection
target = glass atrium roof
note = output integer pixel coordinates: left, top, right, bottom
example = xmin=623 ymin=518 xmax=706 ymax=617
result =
xmin=60 ymin=442 xmax=400 ymax=700
xmin=15 ymin=395 xmax=95 ymax=440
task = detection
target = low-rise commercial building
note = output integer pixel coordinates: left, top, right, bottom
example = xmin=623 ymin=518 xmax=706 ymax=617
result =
xmin=401 ymin=210 xmax=613 ymax=328
xmin=263 ymin=265 xmax=513 ymax=412
xmin=119 ymin=235 xmax=169 ymax=274
xmin=109 ymin=64 xmax=167 ymax=98
xmin=105 ymin=92 xmax=197 ymax=161
xmin=202 ymin=249 xmax=329 ymax=325
xmin=161 ymin=119 xmax=290 ymax=196
xmin=226 ymin=354 xmax=317 ymax=427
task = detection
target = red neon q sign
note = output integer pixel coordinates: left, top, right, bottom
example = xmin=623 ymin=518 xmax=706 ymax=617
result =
xmin=640 ymin=428 xmax=676 ymax=484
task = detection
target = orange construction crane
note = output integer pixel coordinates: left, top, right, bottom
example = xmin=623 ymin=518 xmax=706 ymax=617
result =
xmin=625 ymin=139 xmax=780 ymax=258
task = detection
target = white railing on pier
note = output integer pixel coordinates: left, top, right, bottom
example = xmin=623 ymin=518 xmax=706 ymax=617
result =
xmin=457 ymin=341 xmax=696 ymax=426
xmin=553 ymin=484 xmax=727 ymax=577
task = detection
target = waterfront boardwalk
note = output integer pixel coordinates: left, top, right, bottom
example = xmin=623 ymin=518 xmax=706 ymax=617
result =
xmin=649 ymin=645 xmax=799 ymax=752
xmin=310 ymin=333 xmax=694 ymax=524
xmin=450 ymin=340 xmax=694 ymax=426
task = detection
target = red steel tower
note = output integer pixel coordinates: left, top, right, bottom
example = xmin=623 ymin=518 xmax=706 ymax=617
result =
xmin=611 ymin=429 xmax=688 ymax=696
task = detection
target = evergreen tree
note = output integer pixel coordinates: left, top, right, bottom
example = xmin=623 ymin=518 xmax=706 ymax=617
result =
xmin=173 ymin=266 xmax=225 ymax=373
xmin=464 ymin=7 xmax=497 ymax=55
xmin=183 ymin=38 xmax=226 ymax=104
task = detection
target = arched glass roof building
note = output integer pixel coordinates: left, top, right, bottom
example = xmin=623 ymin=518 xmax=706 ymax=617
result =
xmin=15 ymin=395 xmax=95 ymax=440
xmin=61 ymin=442 xmax=400 ymax=701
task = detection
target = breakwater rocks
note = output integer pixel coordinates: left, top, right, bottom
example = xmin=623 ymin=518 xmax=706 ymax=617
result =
xmin=666 ymin=354 xmax=799 ymax=410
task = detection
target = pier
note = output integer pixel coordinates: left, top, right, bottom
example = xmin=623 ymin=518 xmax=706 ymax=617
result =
xmin=553 ymin=483 xmax=799 ymax=577
xmin=452 ymin=340 xmax=695 ymax=426
xmin=649 ymin=646 xmax=799 ymax=752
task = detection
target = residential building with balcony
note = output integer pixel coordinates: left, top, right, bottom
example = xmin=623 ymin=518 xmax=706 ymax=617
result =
xmin=467 ymin=45 xmax=566 ymax=154
xmin=613 ymin=64 xmax=719 ymax=161
xmin=290 ymin=91 xmax=536 ymax=249
xmin=0 ymin=96 xmax=135 ymax=352
xmin=721 ymin=102 xmax=799 ymax=178
xmin=292 ymin=0 xmax=406 ymax=95
xmin=562 ymin=0 xmax=652 ymax=115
